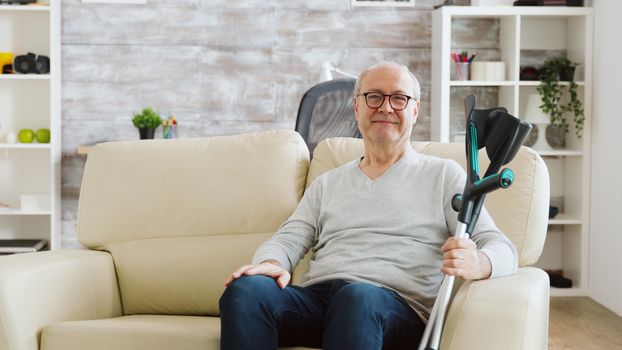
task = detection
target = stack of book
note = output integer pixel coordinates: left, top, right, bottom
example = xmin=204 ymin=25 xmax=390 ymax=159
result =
xmin=0 ymin=239 xmax=47 ymax=254
xmin=542 ymin=0 xmax=567 ymax=5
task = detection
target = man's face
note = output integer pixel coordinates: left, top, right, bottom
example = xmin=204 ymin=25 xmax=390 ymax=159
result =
xmin=354 ymin=65 xmax=420 ymax=147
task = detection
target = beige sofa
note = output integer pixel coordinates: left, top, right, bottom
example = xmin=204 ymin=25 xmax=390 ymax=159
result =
xmin=0 ymin=129 xmax=550 ymax=350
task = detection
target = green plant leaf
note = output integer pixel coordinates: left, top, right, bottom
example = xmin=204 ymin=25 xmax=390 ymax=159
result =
xmin=537 ymin=58 xmax=584 ymax=138
xmin=132 ymin=108 xmax=162 ymax=129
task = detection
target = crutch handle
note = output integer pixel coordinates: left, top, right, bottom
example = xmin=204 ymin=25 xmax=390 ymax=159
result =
xmin=469 ymin=168 xmax=514 ymax=198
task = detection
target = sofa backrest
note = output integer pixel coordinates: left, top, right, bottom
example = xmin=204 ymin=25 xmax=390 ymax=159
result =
xmin=78 ymin=130 xmax=309 ymax=316
xmin=292 ymin=137 xmax=548 ymax=284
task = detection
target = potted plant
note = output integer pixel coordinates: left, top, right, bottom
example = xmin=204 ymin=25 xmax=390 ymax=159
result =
xmin=132 ymin=108 xmax=162 ymax=139
xmin=537 ymin=58 xmax=585 ymax=139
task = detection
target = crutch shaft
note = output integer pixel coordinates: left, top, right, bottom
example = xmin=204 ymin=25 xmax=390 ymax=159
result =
xmin=418 ymin=222 xmax=468 ymax=350
xmin=430 ymin=275 xmax=456 ymax=348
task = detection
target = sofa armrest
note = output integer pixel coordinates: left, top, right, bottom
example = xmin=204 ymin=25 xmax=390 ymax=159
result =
xmin=440 ymin=267 xmax=549 ymax=350
xmin=0 ymin=250 xmax=123 ymax=350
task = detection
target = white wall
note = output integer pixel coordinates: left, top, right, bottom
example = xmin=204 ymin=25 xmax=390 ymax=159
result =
xmin=590 ymin=0 xmax=622 ymax=316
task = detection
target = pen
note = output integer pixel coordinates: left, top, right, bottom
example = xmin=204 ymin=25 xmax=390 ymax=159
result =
xmin=452 ymin=52 xmax=462 ymax=62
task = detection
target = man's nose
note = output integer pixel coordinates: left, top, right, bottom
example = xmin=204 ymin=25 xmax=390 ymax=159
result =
xmin=377 ymin=96 xmax=394 ymax=113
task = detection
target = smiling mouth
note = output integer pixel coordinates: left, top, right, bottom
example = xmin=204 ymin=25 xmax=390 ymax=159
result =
xmin=372 ymin=120 xmax=398 ymax=125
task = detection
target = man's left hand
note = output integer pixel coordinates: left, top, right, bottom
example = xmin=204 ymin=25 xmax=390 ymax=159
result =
xmin=441 ymin=237 xmax=492 ymax=280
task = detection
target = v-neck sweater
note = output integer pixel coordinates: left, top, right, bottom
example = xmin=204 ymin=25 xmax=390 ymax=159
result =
xmin=253 ymin=150 xmax=518 ymax=321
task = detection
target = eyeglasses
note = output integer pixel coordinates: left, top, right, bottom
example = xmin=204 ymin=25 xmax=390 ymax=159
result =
xmin=358 ymin=92 xmax=413 ymax=111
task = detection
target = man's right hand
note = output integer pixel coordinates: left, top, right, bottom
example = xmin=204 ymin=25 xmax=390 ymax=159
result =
xmin=224 ymin=260 xmax=291 ymax=289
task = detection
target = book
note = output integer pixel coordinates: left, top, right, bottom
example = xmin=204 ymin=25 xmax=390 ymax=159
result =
xmin=0 ymin=239 xmax=47 ymax=253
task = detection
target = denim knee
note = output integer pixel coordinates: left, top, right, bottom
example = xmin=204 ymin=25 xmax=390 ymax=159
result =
xmin=219 ymin=275 xmax=278 ymax=312
xmin=330 ymin=282 xmax=392 ymax=315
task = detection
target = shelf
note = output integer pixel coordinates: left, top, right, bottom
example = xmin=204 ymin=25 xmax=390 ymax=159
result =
xmin=440 ymin=6 xmax=593 ymax=18
xmin=519 ymin=81 xmax=585 ymax=87
xmin=0 ymin=4 xmax=50 ymax=12
xmin=434 ymin=6 xmax=592 ymax=300
xmin=0 ymin=1 xmax=59 ymax=249
xmin=550 ymin=287 xmax=585 ymax=297
xmin=448 ymin=81 xmax=587 ymax=87
xmin=77 ymin=145 xmax=93 ymax=155
xmin=0 ymin=143 xmax=51 ymax=150
xmin=0 ymin=209 xmax=51 ymax=216
xmin=549 ymin=215 xmax=582 ymax=225
xmin=536 ymin=150 xmax=583 ymax=157
xmin=450 ymin=80 xmax=515 ymax=87
xmin=0 ymin=74 xmax=51 ymax=80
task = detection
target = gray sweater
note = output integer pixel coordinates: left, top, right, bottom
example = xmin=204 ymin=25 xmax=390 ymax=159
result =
xmin=252 ymin=149 xmax=518 ymax=320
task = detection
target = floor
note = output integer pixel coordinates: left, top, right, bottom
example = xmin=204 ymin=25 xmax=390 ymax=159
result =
xmin=549 ymin=297 xmax=622 ymax=349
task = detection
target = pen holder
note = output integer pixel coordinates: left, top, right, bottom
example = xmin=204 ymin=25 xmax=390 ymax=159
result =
xmin=162 ymin=125 xmax=176 ymax=139
xmin=452 ymin=62 xmax=470 ymax=81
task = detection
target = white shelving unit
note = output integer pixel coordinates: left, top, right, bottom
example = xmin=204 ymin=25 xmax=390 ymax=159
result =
xmin=0 ymin=74 xmax=51 ymax=80
xmin=0 ymin=1 xmax=61 ymax=250
xmin=432 ymin=6 xmax=593 ymax=297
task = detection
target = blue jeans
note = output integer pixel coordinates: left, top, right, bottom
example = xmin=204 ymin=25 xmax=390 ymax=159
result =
xmin=219 ymin=275 xmax=425 ymax=350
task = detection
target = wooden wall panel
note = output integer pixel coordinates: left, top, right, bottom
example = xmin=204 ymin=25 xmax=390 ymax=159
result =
xmin=62 ymin=7 xmax=276 ymax=46
xmin=275 ymin=9 xmax=430 ymax=49
xmin=60 ymin=0 xmax=493 ymax=245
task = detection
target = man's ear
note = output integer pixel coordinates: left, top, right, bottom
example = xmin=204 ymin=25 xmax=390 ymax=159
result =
xmin=412 ymin=100 xmax=420 ymax=124
xmin=354 ymin=96 xmax=362 ymax=122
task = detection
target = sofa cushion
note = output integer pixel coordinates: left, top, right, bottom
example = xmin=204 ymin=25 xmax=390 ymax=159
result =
xmin=41 ymin=315 xmax=318 ymax=350
xmin=107 ymin=233 xmax=271 ymax=316
xmin=299 ymin=138 xmax=548 ymax=270
xmin=78 ymin=130 xmax=310 ymax=249
xmin=77 ymin=130 xmax=310 ymax=315
xmin=41 ymin=315 xmax=220 ymax=350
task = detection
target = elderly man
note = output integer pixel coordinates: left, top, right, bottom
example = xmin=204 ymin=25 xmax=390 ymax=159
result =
xmin=219 ymin=63 xmax=517 ymax=350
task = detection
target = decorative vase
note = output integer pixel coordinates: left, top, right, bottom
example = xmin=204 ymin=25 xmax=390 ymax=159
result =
xmin=559 ymin=66 xmax=576 ymax=82
xmin=138 ymin=128 xmax=156 ymax=139
xmin=523 ymin=124 xmax=538 ymax=147
xmin=545 ymin=125 xmax=566 ymax=149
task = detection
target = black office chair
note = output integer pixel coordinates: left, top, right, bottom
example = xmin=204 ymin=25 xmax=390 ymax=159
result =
xmin=295 ymin=78 xmax=361 ymax=155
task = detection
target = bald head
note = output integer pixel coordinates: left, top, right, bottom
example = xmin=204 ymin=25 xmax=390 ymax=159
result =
xmin=354 ymin=62 xmax=421 ymax=101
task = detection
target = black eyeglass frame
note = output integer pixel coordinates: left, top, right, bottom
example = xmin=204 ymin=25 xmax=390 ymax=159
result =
xmin=357 ymin=92 xmax=414 ymax=111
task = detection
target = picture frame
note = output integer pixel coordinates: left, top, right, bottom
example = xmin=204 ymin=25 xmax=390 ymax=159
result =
xmin=351 ymin=0 xmax=416 ymax=8
xmin=81 ymin=0 xmax=146 ymax=4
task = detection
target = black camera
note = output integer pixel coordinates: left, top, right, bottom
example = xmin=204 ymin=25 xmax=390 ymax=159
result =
xmin=13 ymin=53 xmax=49 ymax=74
xmin=0 ymin=0 xmax=37 ymax=4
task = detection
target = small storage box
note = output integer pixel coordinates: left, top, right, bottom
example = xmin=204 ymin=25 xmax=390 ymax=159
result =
xmin=20 ymin=194 xmax=50 ymax=211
